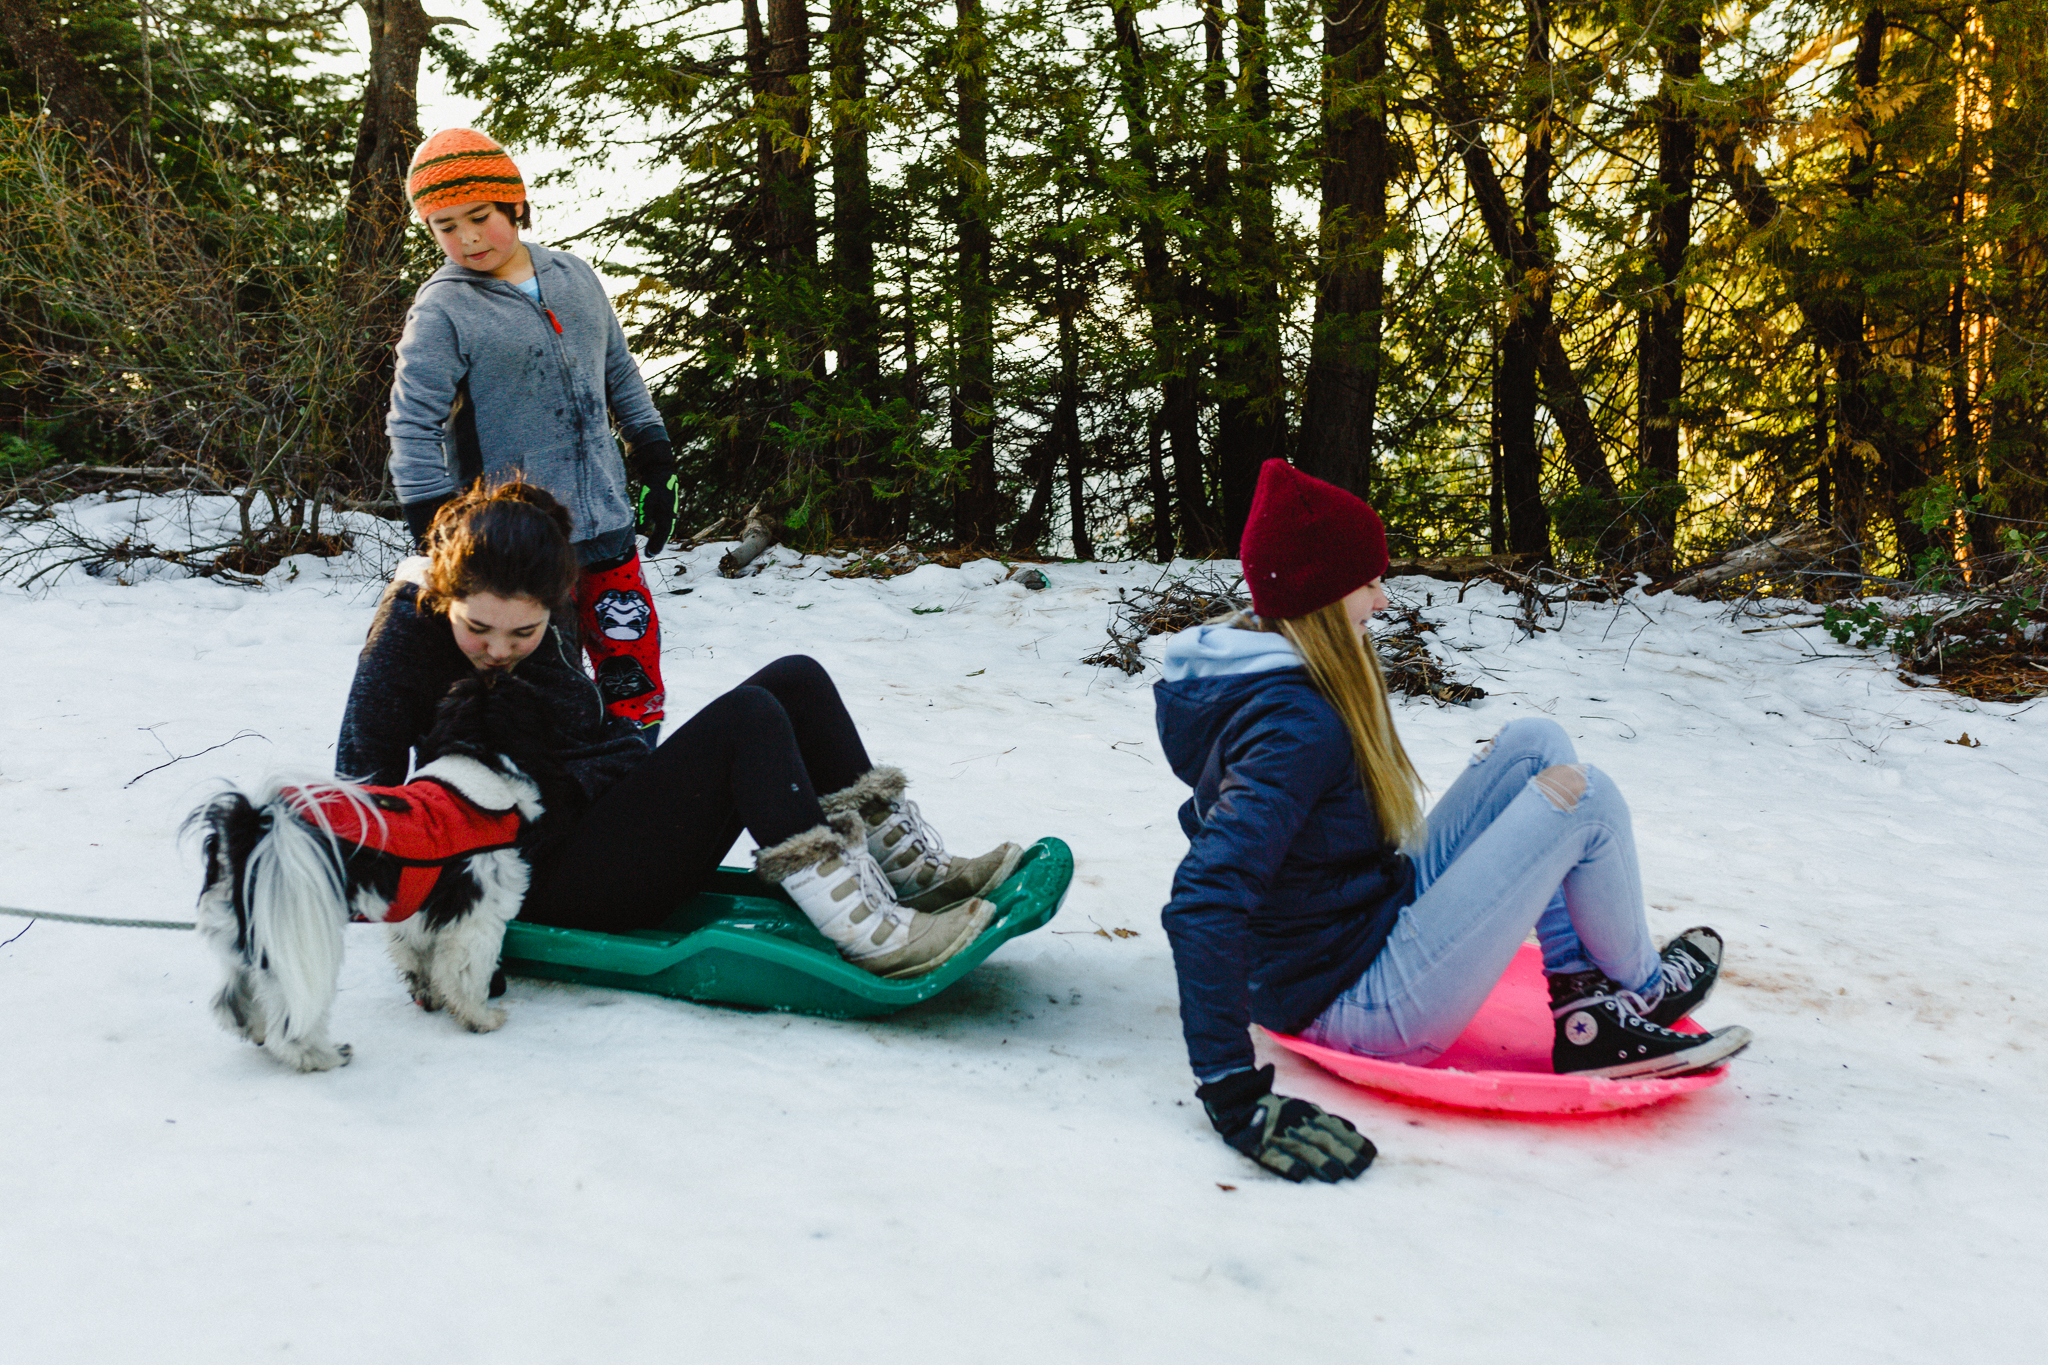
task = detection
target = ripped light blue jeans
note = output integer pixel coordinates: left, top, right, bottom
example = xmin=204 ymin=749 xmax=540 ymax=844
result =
xmin=1301 ymin=717 xmax=1660 ymax=1064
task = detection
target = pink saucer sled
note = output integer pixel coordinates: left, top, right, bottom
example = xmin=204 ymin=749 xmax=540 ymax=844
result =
xmin=1263 ymin=944 xmax=1730 ymax=1116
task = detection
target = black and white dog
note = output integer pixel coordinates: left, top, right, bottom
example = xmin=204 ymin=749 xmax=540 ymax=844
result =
xmin=188 ymin=675 xmax=558 ymax=1071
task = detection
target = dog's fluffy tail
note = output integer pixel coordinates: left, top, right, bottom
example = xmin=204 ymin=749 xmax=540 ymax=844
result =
xmin=239 ymin=798 xmax=348 ymax=1042
xmin=190 ymin=781 xmax=358 ymax=1065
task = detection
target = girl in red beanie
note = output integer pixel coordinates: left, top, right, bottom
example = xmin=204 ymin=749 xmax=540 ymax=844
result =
xmin=1154 ymin=459 xmax=1751 ymax=1182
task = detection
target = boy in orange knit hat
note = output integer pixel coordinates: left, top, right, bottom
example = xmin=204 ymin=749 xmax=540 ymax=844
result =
xmin=387 ymin=128 xmax=676 ymax=738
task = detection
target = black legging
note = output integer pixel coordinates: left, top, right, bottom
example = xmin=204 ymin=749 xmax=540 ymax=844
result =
xmin=520 ymin=655 xmax=872 ymax=931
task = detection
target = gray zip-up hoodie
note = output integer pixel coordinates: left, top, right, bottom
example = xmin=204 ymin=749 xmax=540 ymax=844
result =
xmin=385 ymin=241 xmax=668 ymax=547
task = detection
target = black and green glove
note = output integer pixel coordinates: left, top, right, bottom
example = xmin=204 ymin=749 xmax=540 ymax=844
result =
xmin=1197 ymin=1064 xmax=1376 ymax=1184
xmin=630 ymin=439 xmax=679 ymax=555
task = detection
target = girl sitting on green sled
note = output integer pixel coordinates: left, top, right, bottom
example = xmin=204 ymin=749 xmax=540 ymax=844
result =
xmin=337 ymin=480 xmax=1020 ymax=979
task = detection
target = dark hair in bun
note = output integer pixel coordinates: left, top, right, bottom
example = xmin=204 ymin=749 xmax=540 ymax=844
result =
xmin=419 ymin=479 xmax=579 ymax=618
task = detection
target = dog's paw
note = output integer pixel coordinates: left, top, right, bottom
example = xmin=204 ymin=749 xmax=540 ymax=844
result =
xmin=270 ymin=1038 xmax=353 ymax=1072
xmin=398 ymin=969 xmax=441 ymax=1011
xmin=455 ymin=1005 xmax=507 ymax=1034
xmin=212 ymin=978 xmax=267 ymax=1044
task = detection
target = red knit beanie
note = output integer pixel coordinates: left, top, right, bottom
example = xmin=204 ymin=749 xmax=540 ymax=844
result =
xmin=1238 ymin=459 xmax=1390 ymax=619
xmin=407 ymin=129 xmax=525 ymax=220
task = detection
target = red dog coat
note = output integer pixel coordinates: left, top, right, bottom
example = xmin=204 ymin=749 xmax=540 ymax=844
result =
xmin=286 ymin=776 xmax=524 ymax=923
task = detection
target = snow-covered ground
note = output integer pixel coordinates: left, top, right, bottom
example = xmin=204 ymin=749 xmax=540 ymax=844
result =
xmin=3 ymin=492 xmax=2043 ymax=1363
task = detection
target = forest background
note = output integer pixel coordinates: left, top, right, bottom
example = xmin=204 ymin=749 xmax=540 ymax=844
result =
xmin=3 ymin=0 xmax=2046 ymax=590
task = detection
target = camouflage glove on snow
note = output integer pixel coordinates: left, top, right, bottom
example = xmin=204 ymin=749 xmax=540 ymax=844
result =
xmin=1197 ymin=1064 xmax=1376 ymax=1184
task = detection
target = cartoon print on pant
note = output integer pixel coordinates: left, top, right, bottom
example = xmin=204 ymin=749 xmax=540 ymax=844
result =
xmin=596 ymin=656 xmax=657 ymax=708
xmin=576 ymin=551 xmax=665 ymax=730
xmin=592 ymin=588 xmax=652 ymax=641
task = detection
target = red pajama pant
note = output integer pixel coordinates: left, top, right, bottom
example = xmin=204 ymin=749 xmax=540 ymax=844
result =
xmin=575 ymin=550 xmax=665 ymax=730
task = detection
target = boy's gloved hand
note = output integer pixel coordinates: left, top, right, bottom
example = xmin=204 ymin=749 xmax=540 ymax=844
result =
xmin=1196 ymin=1064 xmax=1376 ymax=1183
xmin=630 ymin=440 xmax=679 ymax=554
xmin=402 ymin=494 xmax=453 ymax=550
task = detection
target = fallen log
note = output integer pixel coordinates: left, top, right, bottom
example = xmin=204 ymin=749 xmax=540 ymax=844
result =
xmin=717 ymin=504 xmax=779 ymax=578
xmin=1646 ymin=523 xmax=1840 ymax=596
xmin=1385 ymin=552 xmax=1544 ymax=583
xmin=678 ymin=515 xmax=729 ymax=550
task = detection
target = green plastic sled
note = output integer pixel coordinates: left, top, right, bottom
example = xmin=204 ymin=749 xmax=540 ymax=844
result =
xmin=500 ymin=837 xmax=1073 ymax=1019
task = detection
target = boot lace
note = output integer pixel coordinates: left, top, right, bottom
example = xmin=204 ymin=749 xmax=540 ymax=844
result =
xmin=1610 ymin=988 xmax=1657 ymax=1021
xmin=890 ymin=797 xmax=949 ymax=874
xmin=1660 ymin=944 xmax=1706 ymax=996
xmin=1553 ymin=982 xmax=1660 ymax=1026
xmin=847 ymin=840 xmax=909 ymax=931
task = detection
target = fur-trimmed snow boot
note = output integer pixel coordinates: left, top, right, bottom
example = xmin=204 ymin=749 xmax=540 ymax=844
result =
xmin=819 ymin=766 xmax=1022 ymax=912
xmin=755 ymin=813 xmax=995 ymax=978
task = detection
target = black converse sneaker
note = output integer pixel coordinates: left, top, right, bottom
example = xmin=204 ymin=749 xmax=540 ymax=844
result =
xmin=1640 ymin=926 xmax=1723 ymax=1028
xmin=1549 ymin=973 xmax=1752 ymax=1079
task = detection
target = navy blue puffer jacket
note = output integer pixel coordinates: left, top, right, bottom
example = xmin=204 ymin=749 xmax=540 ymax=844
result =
xmin=1154 ymin=623 xmax=1416 ymax=1081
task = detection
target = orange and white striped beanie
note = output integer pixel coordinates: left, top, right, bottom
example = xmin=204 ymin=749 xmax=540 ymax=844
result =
xmin=407 ymin=129 xmax=526 ymax=219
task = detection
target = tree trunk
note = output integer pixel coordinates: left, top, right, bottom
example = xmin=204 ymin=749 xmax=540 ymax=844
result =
xmin=762 ymin=0 xmax=816 ymax=277
xmin=1190 ymin=3 xmax=1231 ymax=550
xmin=1950 ymin=7 xmax=1997 ymax=571
xmin=1709 ymin=12 xmax=1906 ymax=577
xmin=1060 ymin=296 xmax=1092 ymax=560
xmin=1010 ymin=439 xmax=1056 ymax=552
xmin=951 ymin=0 xmax=999 ymax=546
xmin=1488 ymin=342 xmax=1508 ymax=554
xmin=1212 ymin=0 xmax=1285 ymax=544
xmin=768 ymin=0 xmax=820 ymax=385
xmin=1634 ymin=8 xmax=1699 ymax=574
xmin=1812 ymin=340 xmax=1831 ymax=526
xmin=1834 ymin=10 xmax=1890 ymax=571
xmin=1113 ymin=1 xmax=1213 ymax=555
xmin=1983 ymin=11 xmax=2031 ymax=559
xmin=345 ymin=1 xmax=435 ymax=273
xmin=340 ymin=0 xmax=456 ymax=490
xmin=739 ymin=0 xmax=822 ymax=510
xmin=827 ymin=0 xmax=881 ymax=535
xmin=1844 ymin=9 xmax=1930 ymax=576
xmin=1422 ymin=1 xmax=1622 ymax=522
xmin=1520 ymin=0 xmax=1560 ymax=554
xmin=1499 ymin=306 xmax=1547 ymax=556
xmin=1941 ymin=273 xmax=1980 ymax=569
xmin=1296 ymin=0 xmax=1387 ymax=500
xmin=1011 ymin=230 xmax=1078 ymax=555
xmin=1146 ymin=410 xmax=1175 ymax=561
xmin=729 ymin=0 xmax=774 ymax=485
xmin=1486 ymin=3 xmax=1547 ymax=557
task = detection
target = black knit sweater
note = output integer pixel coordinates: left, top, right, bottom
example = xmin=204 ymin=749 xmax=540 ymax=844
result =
xmin=335 ymin=580 xmax=651 ymax=851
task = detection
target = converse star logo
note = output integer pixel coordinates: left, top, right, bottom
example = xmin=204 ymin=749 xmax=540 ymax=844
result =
xmin=1565 ymin=1011 xmax=1598 ymax=1045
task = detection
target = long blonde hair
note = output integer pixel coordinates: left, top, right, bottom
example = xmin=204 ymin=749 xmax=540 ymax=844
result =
xmin=1264 ymin=601 xmax=1426 ymax=850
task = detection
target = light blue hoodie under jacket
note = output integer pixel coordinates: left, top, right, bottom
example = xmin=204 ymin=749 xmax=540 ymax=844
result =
xmin=386 ymin=241 xmax=669 ymax=550
xmin=1153 ymin=621 xmax=1416 ymax=1082
xmin=1158 ymin=618 xmax=1303 ymax=683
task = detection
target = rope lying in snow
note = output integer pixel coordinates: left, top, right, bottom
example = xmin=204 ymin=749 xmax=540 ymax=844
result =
xmin=0 ymin=904 xmax=195 ymax=931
